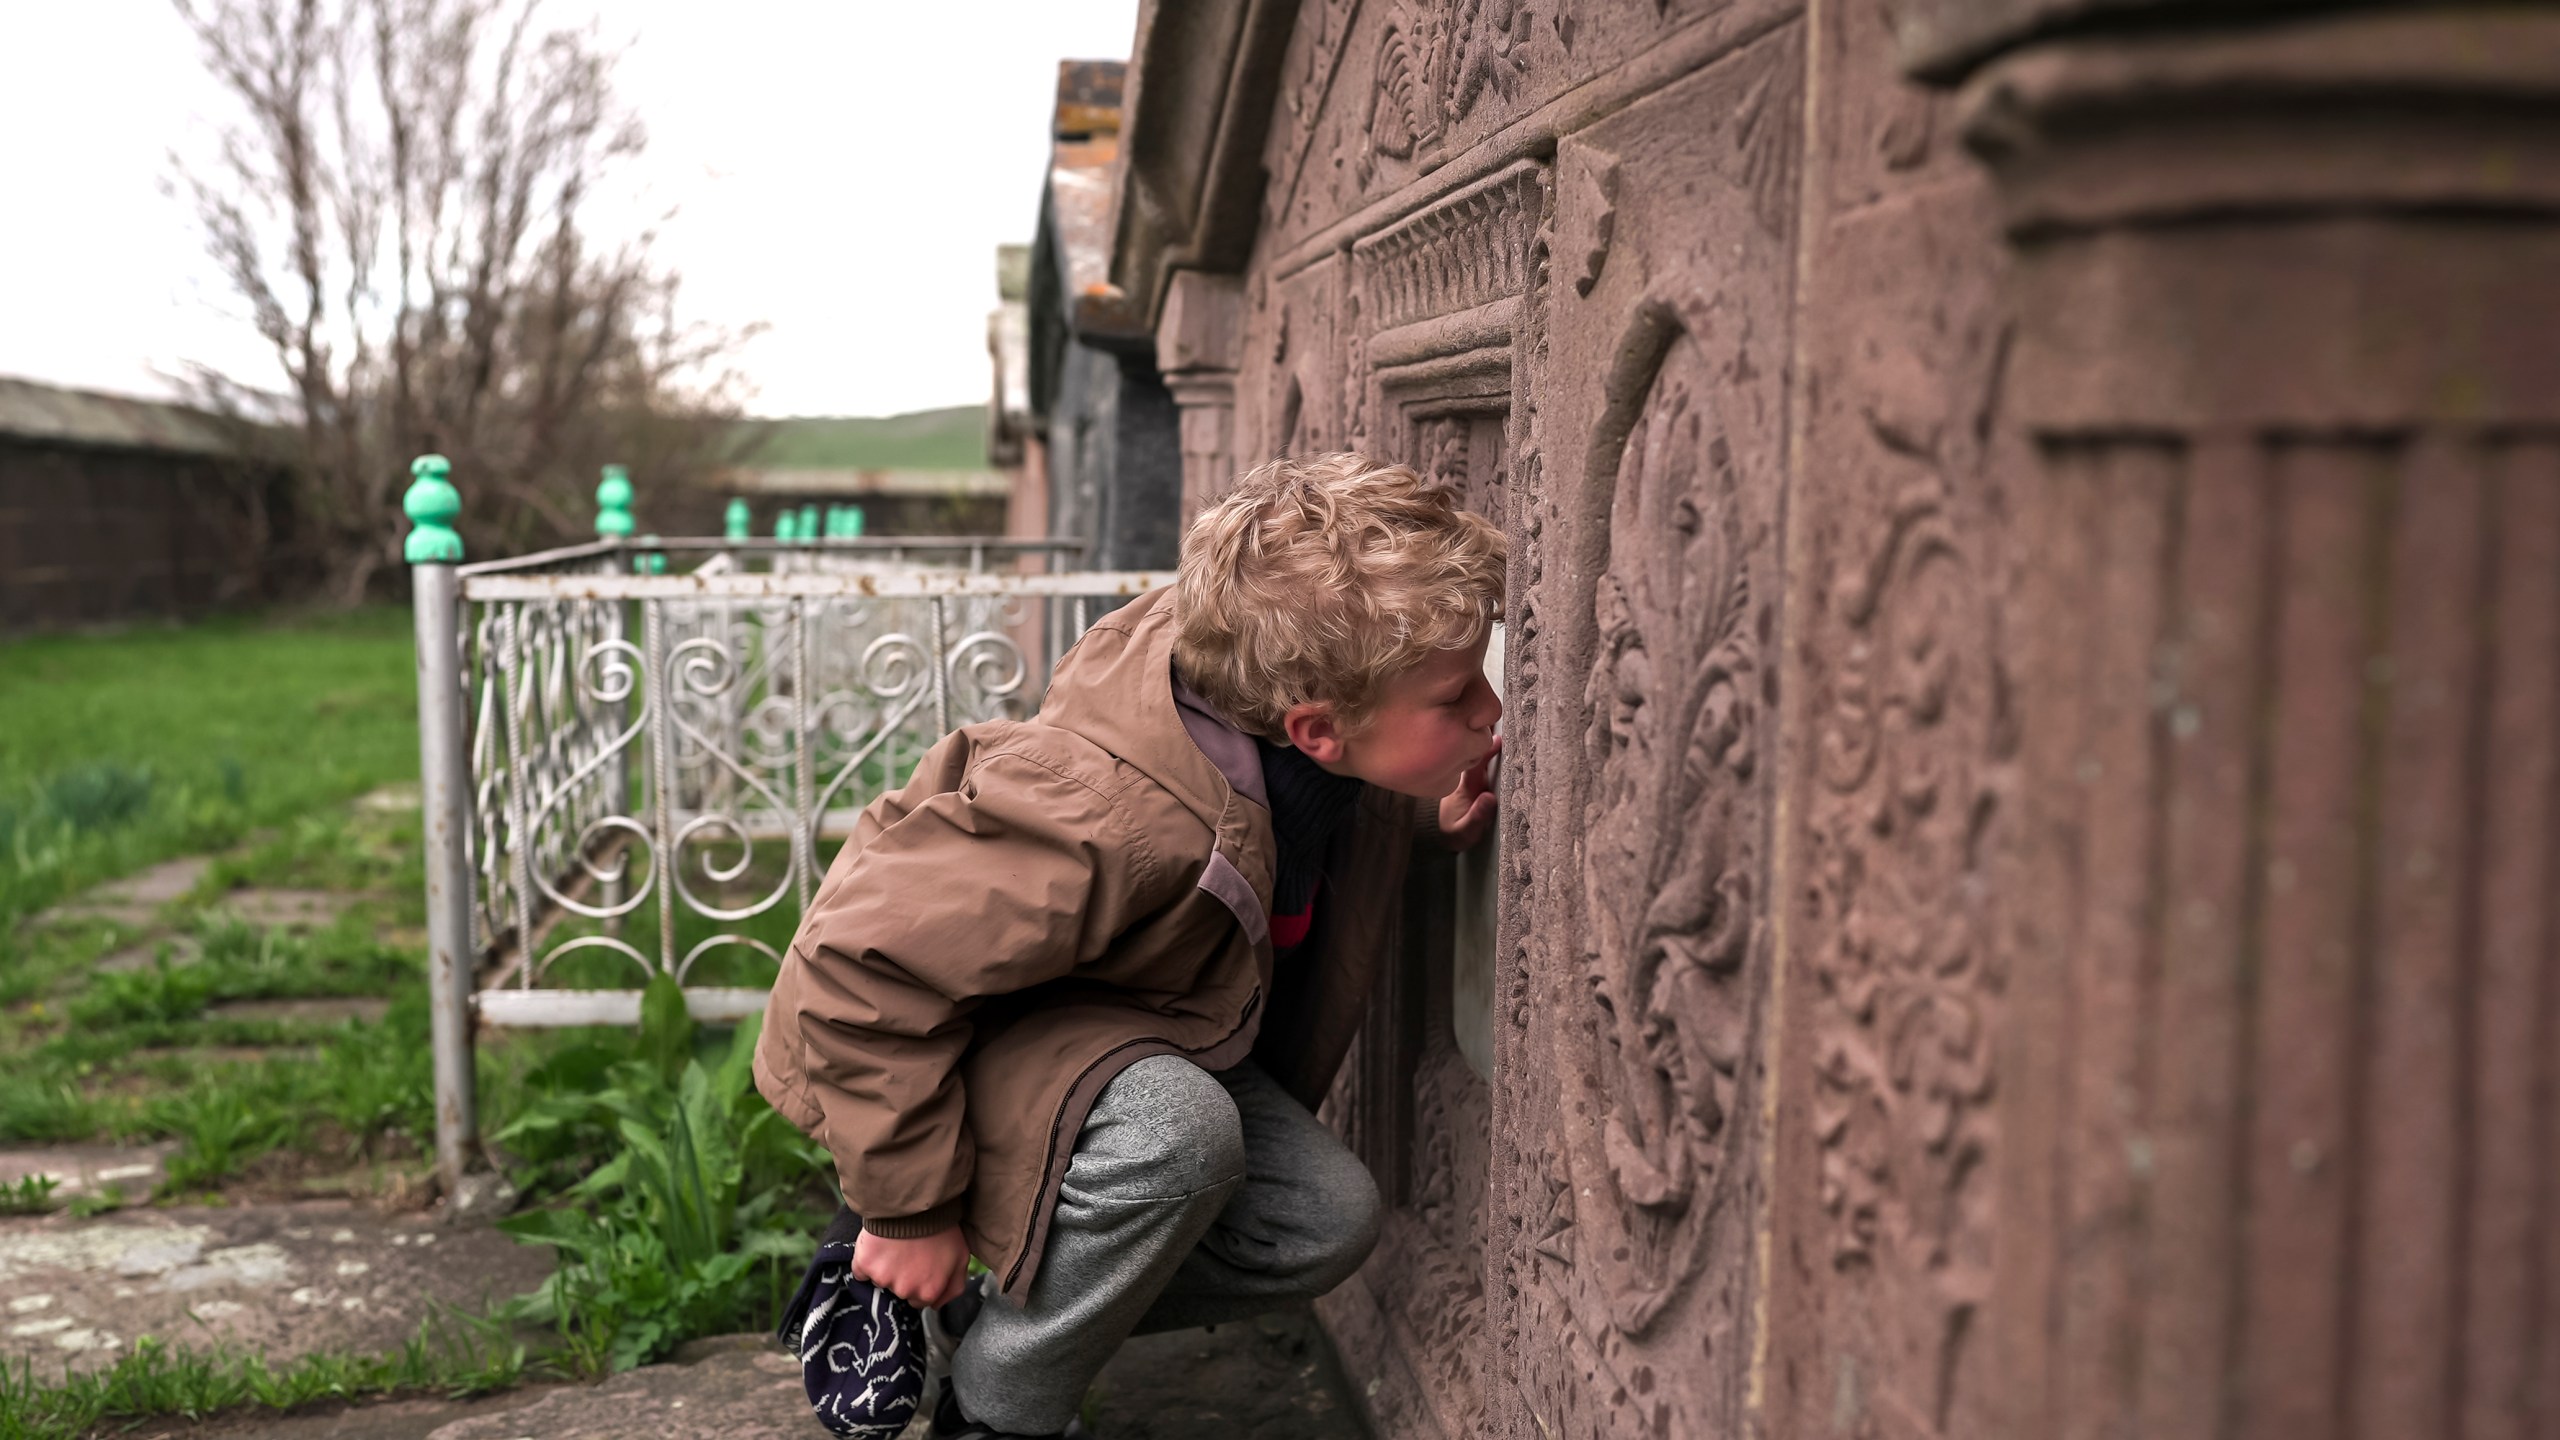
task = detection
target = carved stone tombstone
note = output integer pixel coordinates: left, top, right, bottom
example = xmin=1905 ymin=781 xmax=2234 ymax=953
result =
xmin=1493 ymin=27 xmax=1802 ymax=1436
xmin=1310 ymin=155 xmax=1550 ymax=1440
xmin=1098 ymin=0 xmax=2559 ymax=1435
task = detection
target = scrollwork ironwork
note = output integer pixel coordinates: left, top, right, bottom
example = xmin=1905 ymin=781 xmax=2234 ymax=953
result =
xmin=456 ymin=580 xmax=1129 ymax=1012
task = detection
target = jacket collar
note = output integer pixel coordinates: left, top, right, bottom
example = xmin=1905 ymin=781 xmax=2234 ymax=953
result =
xmin=1035 ymin=588 xmax=1267 ymax=831
xmin=1172 ymin=675 xmax=1268 ymax=811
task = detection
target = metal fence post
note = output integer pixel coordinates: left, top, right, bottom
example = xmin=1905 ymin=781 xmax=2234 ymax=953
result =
xmin=404 ymin=455 xmax=477 ymax=1200
xmin=595 ymin=469 xmax=631 ymax=931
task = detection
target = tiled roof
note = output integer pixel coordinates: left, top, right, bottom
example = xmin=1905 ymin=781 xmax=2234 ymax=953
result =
xmin=0 ymin=375 xmax=242 ymax=457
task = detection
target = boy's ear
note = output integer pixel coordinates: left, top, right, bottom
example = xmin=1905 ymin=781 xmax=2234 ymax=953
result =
xmin=1282 ymin=702 xmax=1348 ymax=766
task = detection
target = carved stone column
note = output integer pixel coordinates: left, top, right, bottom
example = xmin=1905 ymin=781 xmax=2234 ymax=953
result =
xmin=1953 ymin=10 xmax=2560 ymax=1437
xmin=1155 ymin=270 xmax=1244 ymax=526
xmin=1165 ymin=372 xmax=1236 ymax=526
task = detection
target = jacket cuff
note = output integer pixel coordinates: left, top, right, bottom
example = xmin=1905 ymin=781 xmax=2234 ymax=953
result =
xmin=858 ymin=1200 xmax=965 ymax=1239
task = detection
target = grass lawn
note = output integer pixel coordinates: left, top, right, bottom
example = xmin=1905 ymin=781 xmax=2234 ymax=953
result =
xmin=0 ymin=608 xmax=831 ymax=1438
xmin=0 ymin=608 xmax=421 ymax=934
xmin=0 ymin=609 xmax=447 ymax=1202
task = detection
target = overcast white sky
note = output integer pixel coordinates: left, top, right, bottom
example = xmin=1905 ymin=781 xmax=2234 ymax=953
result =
xmin=0 ymin=1 xmax=1138 ymax=418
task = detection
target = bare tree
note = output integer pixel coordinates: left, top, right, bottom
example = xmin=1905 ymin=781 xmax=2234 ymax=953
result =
xmin=174 ymin=0 xmax=751 ymax=601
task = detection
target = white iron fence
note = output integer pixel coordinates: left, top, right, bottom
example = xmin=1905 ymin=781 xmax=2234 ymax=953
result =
xmin=406 ymin=491 xmax=1168 ymax=1191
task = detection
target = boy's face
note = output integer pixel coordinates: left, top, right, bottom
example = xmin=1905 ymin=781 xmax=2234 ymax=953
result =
xmin=1285 ymin=634 xmax=1501 ymax=799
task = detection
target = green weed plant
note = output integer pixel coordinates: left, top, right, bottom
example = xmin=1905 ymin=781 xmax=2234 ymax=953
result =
xmin=0 ymin=1174 xmax=58 ymax=1215
xmin=0 ymin=994 xmax=433 ymax=1184
xmin=0 ymin=1081 xmax=96 ymax=1147
xmin=155 ymin=1087 xmax=291 ymax=1194
xmin=494 ymin=976 xmax=827 ymax=1375
xmin=67 ymin=953 xmax=215 ymax=1027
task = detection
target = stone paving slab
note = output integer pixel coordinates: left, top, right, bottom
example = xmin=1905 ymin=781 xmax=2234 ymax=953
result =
xmin=211 ymin=888 xmax=353 ymax=931
xmin=124 ymin=1338 xmax=820 ymax=1440
xmin=0 ymin=1201 xmax=552 ymax=1378
xmin=126 ymin=1384 xmax=580 ymax=1440
xmin=37 ymin=856 xmax=213 ymax=931
xmin=428 ymin=1343 xmax=812 ymax=1439
xmin=0 ymin=1141 xmax=176 ymax=1205
xmin=206 ymin=995 xmax=392 ymax=1025
xmin=96 ymin=933 xmax=206 ymax=973
xmin=132 ymin=1308 xmax=1370 ymax=1439
xmin=357 ymin=784 xmax=423 ymax=813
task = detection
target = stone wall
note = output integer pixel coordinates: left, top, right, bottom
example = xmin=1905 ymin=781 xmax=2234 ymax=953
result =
xmin=1095 ymin=1 xmax=2560 ymax=1435
xmin=0 ymin=436 xmax=272 ymax=633
xmin=1044 ymin=343 xmax=1185 ymax=572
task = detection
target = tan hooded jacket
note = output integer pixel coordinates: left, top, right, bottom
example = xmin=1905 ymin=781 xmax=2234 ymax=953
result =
xmin=752 ymin=587 xmax=1417 ymax=1302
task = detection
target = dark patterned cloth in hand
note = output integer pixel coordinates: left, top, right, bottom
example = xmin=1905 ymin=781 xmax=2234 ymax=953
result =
xmin=778 ymin=1208 xmax=926 ymax=1439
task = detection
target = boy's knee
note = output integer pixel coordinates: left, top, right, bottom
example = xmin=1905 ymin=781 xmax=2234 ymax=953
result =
xmin=1301 ymin=1145 xmax=1382 ymax=1291
xmin=1081 ymin=1055 xmax=1246 ymax=1201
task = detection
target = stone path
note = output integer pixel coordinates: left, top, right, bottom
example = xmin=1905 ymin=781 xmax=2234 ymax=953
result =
xmin=206 ymin=994 xmax=392 ymax=1025
xmin=40 ymin=855 xmax=213 ymax=933
xmin=211 ymin=887 xmax=351 ymax=930
xmin=0 ymin=1141 xmax=177 ymax=1210
xmin=0 ymin=1201 xmax=553 ymax=1378
xmin=39 ymin=854 xmax=352 ymax=969
xmin=134 ymin=1309 xmax=1368 ymax=1439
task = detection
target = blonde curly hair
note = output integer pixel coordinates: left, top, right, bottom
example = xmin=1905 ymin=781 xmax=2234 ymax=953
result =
xmin=1172 ymin=453 xmax=1506 ymax=739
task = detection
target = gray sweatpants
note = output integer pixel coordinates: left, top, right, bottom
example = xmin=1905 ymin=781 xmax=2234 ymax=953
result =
xmin=949 ymin=1056 xmax=1382 ymax=1434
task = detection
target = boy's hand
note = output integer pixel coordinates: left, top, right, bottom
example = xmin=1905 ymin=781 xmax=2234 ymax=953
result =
xmin=1438 ymin=736 xmax=1501 ymax=851
xmin=852 ymin=1226 xmax=972 ymax=1309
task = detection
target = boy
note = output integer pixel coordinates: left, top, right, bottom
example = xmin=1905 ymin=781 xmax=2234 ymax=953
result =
xmin=756 ymin=453 xmax=1505 ymax=1439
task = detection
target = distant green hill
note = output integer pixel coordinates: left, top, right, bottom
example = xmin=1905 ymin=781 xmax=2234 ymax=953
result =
xmin=736 ymin=405 xmax=987 ymax=471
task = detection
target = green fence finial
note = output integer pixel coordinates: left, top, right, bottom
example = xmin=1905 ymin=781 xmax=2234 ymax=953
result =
xmin=725 ymin=498 xmax=751 ymax=541
xmin=403 ymin=454 xmax=463 ymax=563
xmin=798 ymin=503 xmax=820 ymax=541
xmin=596 ymin=465 xmax=635 ymax=538
xmin=844 ymin=504 xmax=865 ymax=539
xmin=775 ymin=510 xmax=797 ymax=541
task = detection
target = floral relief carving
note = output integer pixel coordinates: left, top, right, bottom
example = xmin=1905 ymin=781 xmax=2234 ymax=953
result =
xmin=1417 ymin=414 xmax=1471 ymax=491
xmin=1366 ymin=0 xmax=1534 ymax=163
xmin=1861 ymin=0 xmax=1935 ymax=174
xmin=1559 ymin=147 xmax=1621 ymax=298
xmin=1569 ymin=303 xmax=1766 ymax=1340
xmin=1807 ymin=475 xmax=2011 ymax=1429
xmin=1376 ymin=1044 xmax=1490 ymax=1437
xmin=1507 ymin=283 xmax=1777 ymax=1440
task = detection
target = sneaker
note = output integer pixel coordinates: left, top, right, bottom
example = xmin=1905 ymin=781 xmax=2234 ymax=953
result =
xmin=777 ymin=1209 xmax=927 ymax=1439
xmin=929 ymin=1375 xmax=1096 ymax=1439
